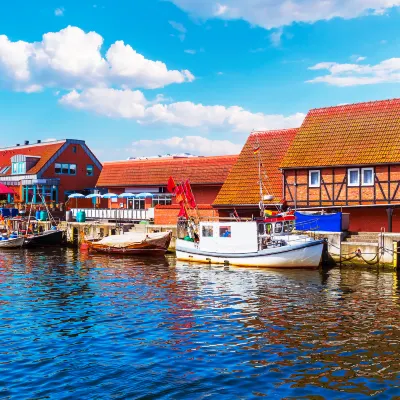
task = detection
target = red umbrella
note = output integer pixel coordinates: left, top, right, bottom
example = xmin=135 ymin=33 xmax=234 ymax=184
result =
xmin=0 ymin=183 xmax=15 ymax=195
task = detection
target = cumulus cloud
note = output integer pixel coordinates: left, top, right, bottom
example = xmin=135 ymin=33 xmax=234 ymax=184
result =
xmin=168 ymin=0 xmax=400 ymax=29
xmin=59 ymin=87 xmax=305 ymax=132
xmin=131 ymin=136 xmax=243 ymax=157
xmin=0 ymin=26 xmax=194 ymax=93
xmin=307 ymin=58 xmax=400 ymax=86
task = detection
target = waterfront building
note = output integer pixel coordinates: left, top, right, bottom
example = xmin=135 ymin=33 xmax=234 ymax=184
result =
xmin=213 ymin=129 xmax=298 ymax=218
xmin=0 ymin=139 xmax=102 ymax=205
xmin=96 ymin=155 xmax=238 ymax=224
xmin=281 ymin=99 xmax=400 ymax=232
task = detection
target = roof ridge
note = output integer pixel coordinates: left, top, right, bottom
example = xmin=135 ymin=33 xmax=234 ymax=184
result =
xmin=309 ymin=98 xmax=400 ymax=114
xmin=102 ymin=154 xmax=239 ymax=164
xmin=0 ymin=140 xmax=67 ymax=151
xmin=250 ymin=128 xmax=299 ymax=136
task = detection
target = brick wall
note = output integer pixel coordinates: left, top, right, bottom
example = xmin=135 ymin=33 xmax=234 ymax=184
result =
xmin=154 ymin=205 xmax=219 ymax=225
xmin=347 ymin=207 xmax=400 ymax=232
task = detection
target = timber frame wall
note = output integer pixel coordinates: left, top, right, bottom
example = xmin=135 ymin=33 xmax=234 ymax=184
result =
xmin=283 ymin=165 xmax=400 ymax=207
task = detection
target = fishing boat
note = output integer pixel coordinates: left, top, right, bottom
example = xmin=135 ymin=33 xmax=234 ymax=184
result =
xmin=87 ymin=231 xmax=172 ymax=255
xmin=176 ymin=216 xmax=324 ymax=268
xmin=24 ymin=228 xmax=64 ymax=247
xmin=171 ymin=142 xmax=325 ymax=268
xmin=0 ymin=236 xmax=24 ymax=249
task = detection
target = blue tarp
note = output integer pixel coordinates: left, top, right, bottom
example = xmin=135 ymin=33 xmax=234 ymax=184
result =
xmin=295 ymin=211 xmax=342 ymax=232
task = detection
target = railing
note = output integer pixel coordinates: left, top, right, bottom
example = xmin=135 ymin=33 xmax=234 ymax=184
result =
xmin=71 ymin=208 xmax=154 ymax=221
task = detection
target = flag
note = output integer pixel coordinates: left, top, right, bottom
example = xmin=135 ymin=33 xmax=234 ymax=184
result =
xmin=167 ymin=176 xmax=176 ymax=193
xmin=253 ymin=146 xmax=260 ymax=154
xmin=184 ymin=180 xmax=196 ymax=208
xmin=178 ymin=201 xmax=188 ymax=219
xmin=175 ymin=184 xmax=185 ymax=204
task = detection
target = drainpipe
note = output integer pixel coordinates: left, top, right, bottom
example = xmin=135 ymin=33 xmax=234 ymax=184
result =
xmin=386 ymin=207 xmax=394 ymax=233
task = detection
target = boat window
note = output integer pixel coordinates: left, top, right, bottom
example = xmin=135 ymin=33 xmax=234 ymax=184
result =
xmin=289 ymin=221 xmax=294 ymax=232
xmin=265 ymin=223 xmax=272 ymax=234
xmin=219 ymin=226 xmax=232 ymax=238
xmin=275 ymin=222 xmax=283 ymax=234
xmin=202 ymin=225 xmax=214 ymax=237
xmin=258 ymin=224 xmax=265 ymax=235
xmin=283 ymin=221 xmax=290 ymax=233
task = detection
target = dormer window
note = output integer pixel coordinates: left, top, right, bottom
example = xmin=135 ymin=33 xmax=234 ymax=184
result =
xmin=11 ymin=161 xmax=26 ymax=175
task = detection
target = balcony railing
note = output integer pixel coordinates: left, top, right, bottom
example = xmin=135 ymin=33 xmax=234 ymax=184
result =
xmin=71 ymin=208 xmax=155 ymax=221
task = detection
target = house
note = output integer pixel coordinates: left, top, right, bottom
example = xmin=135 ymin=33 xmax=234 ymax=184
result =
xmin=213 ymin=129 xmax=298 ymax=218
xmin=96 ymin=155 xmax=238 ymax=224
xmin=0 ymin=139 xmax=102 ymax=205
xmin=280 ymin=98 xmax=400 ymax=232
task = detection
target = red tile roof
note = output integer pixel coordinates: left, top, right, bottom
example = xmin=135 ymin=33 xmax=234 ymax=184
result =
xmin=0 ymin=141 xmax=65 ymax=176
xmin=97 ymin=155 xmax=238 ymax=187
xmin=214 ymin=129 xmax=298 ymax=206
xmin=281 ymin=98 xmax=400 ymax=168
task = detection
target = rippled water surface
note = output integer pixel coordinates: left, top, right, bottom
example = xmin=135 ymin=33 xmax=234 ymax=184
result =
xmin=1 ymin=248 xmax=400 ymax=399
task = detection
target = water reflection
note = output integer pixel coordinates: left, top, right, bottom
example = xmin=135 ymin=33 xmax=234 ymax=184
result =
xmin=0 ymin=249 xmax=399 ymax=399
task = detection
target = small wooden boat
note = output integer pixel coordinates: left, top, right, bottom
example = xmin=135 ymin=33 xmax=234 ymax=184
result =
xmin=87 ymin=231 xmax=172 ymax=255
xmin=0 ymin=236 xmax=25 ymax=249
xmin=24 ymin=230 xmax=64 ymax=247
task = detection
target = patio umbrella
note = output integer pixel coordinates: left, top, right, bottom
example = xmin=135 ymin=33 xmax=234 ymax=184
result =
xmin=86 ymin=193 xmax=102 ymax=208
xmin=68 ymin=193 xmax=85 ymax=208
xmin=118 ymin=193 xmax=136 ymax=198
xmin=102 ymin=193 xmax=118 ymax=199
xmin=136 ymin=192 xmax=154 ymax=198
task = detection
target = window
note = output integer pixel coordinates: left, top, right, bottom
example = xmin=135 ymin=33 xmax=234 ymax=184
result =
xmin=0 ymin=166 xmax=10 ymax=174
xmin=283 ymin=221 xmax=290 ymax=233
xmin=159 ymin=187 xmax=167 ymax=193
xmin=258 ymin=224 xmax=265 ymax=235
xmin=309 ymin=170 xmax=320 ymax=188
xmin=219 ymin=226 xmax=232 ymax=238
xmin=265 ymin=223 xmax=273 ymax=234
xmin=275 ymin=222 xmax=283 ymax=234
xmin=72 ymin=146 xmax=77 ymax=153
xmin=134 ymin=199 xmax=145 ymax=209
xmin=87 ymin=164 xmax=94 ymax=176
xmin=348 ymin=168 xmax=360 ymax=186
xmin=202 ymin=225 xmax=214 ymax=237
xmin=152 ymin=195 xmax=172 ymax=207
xmin=362 ymin=168 xmax=374 ymax=186
xmin=11 ymin=162 xmax=26 ymax=175
xmin=56 ymin=163 xmax=77 ymax=175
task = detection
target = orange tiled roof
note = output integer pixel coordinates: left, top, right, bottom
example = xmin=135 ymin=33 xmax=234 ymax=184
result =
xmin=0 ymin=141 xmax=65 ymax=175
xmin=214 ymin=129 xmax=298 ymax=206
xmin=97 ymin=155 xmax=238 ymax=187
xmin=281 ymin=98 xmax=400 ymax=168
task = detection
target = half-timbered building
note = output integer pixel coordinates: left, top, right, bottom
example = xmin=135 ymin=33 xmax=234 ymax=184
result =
xmin=280 ymin=99 xmax=400 ymax=232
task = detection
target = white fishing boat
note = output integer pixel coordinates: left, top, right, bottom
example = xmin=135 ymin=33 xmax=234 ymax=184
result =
xmin=0 ymin=236 xmax=25 ymax=249
xmin=176 ymin=218 xmax=324 ymax=268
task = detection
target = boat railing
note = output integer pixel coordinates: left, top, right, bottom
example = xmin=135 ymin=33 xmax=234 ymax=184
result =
xmin=71 ymin=208 xmax=154 ymax=221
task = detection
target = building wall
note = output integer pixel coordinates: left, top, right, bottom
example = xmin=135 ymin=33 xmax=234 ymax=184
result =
xmin=42 ymin=143 xmax=101 ymax=202
xmin=346 ymin=207 xmax=400 ymax=232
xmin=284 ymin=165 xmax=400 ymax=207
xmin=154 ymin=205 xmax=219 ymax=225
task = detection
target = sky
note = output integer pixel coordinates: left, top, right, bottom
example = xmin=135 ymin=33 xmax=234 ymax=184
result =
xmin=1 ymin=0 xmax=400 ymax=161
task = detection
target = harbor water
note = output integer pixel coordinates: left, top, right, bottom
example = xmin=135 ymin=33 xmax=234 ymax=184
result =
xmin=1 ymin=249 xmax=400 ymax=399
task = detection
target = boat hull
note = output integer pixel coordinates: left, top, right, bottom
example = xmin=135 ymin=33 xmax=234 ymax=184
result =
xmin=24 ymin=230 xmax=64 ymax=247
xmin=176 ymin=240 xmax=325 ymax=268
xmin=0 ymin=237 xmax=25 ymax=249
xmin=88 ymin=231 xmax=172 ymax=256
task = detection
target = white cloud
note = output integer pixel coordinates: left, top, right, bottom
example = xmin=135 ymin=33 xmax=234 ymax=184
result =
xmin=0 ymin=26 xmax=194 ymax=93
xmin=169 ymin=20 xmax=186 ymax=41
xmin=270 ymin=28 xmax=283 ymax=47
xmin=350 ymin=54 xmax=367 ymax=62
xmin=168 ymin=0 xmax=400 ymax=29
xmin=131 ymin=136 xmax=242 ymax=157
xmin=307 ymin=57 xmax=400 ymax=86
xmin=184 ymin=49 xmax=197 ymax=54
xmin=60 ymin=87 xmax=305 ymax=132
xmin=54 ymin=7 xmax=64 ymax=16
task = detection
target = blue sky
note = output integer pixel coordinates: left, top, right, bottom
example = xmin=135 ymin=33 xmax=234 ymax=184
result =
xmin=1 ymin=0 xmax=400 ymax=160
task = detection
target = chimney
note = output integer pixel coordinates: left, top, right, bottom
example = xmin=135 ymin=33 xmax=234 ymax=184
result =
xmin=37 ymin=140 xmax=41 ymax=144
xmin=24 ymin=140 xmax=29 ymax=145
xmin=16 ymin=144 xmax=20 ymax=147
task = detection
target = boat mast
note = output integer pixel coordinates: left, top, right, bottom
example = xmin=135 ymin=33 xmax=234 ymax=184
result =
xmin=256 ymin=138 xmax=264 ymax=217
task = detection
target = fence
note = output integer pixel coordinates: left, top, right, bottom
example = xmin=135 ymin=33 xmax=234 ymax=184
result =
xmin=71 ymin=208 xmax=154 ymax=221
